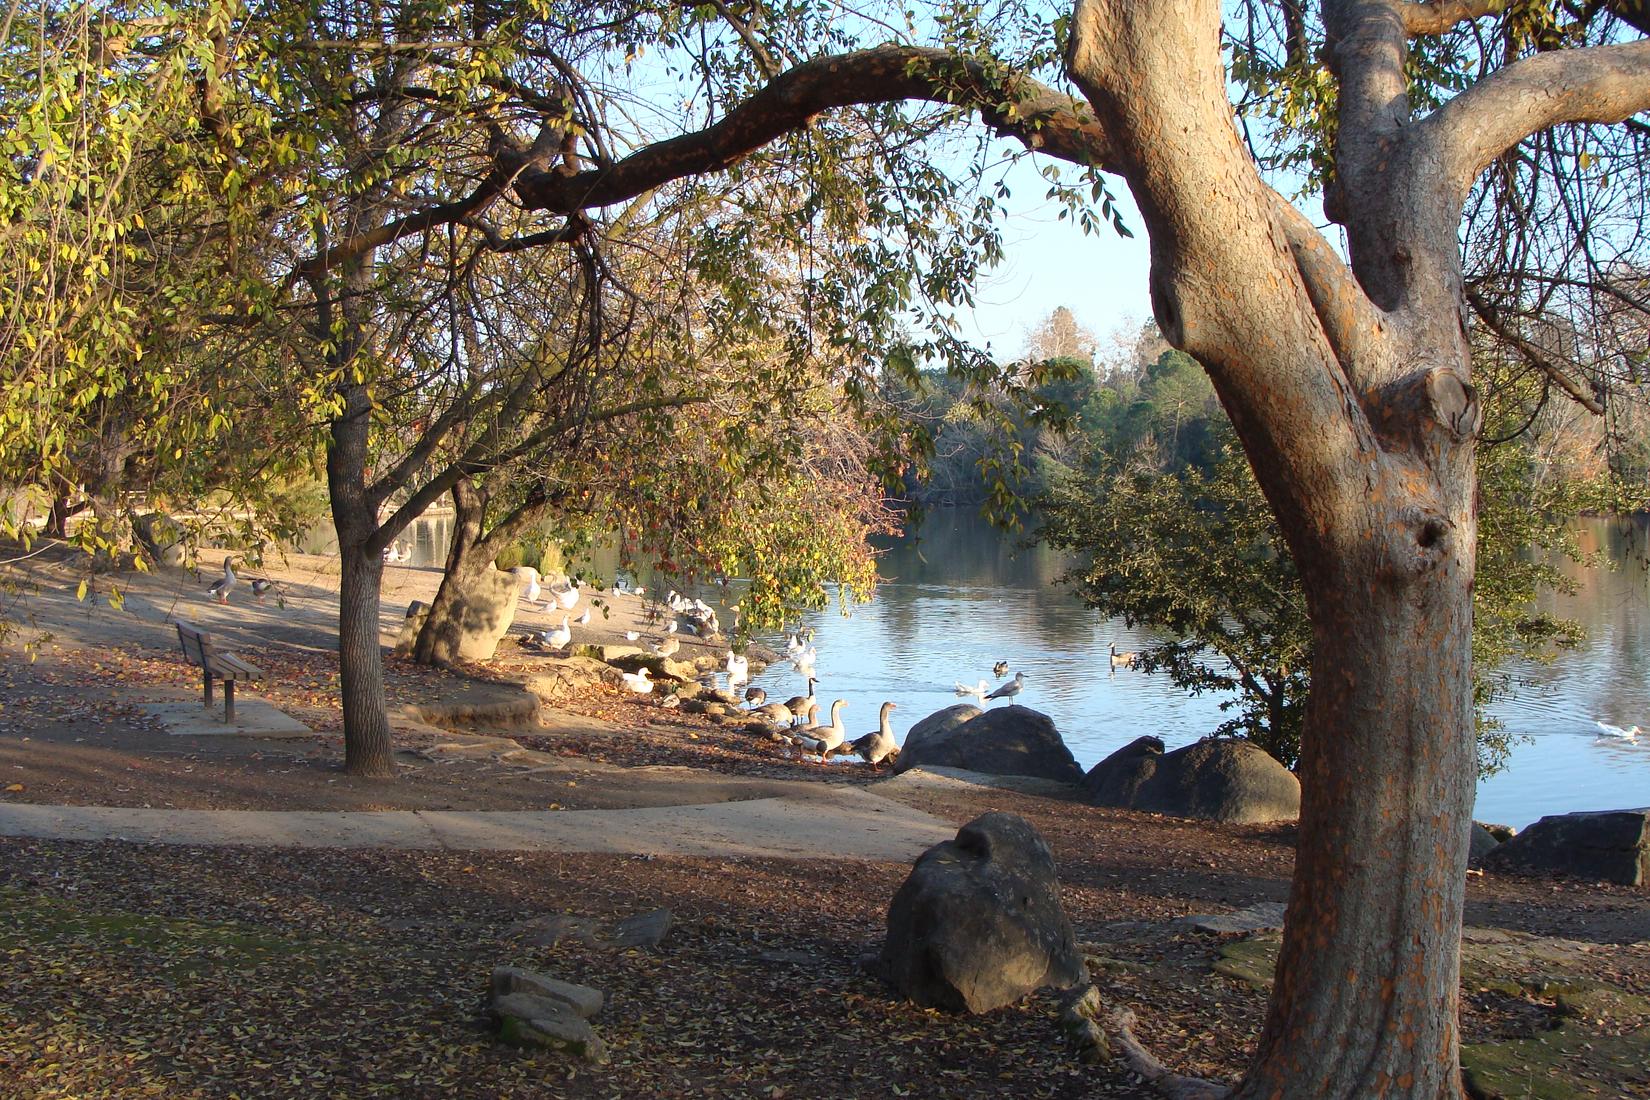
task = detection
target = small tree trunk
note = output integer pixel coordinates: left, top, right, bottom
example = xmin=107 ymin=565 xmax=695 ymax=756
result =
xmin=412 ymin=479 xmax=487 ymax=666
xmin=1237 ymin=502 xmax=1477 ymax=1099
xmin=414 ymin=481 xmax=555 ymax=665
xmin=336 ymin=536 xmax=395 ymax=776
xmin=327 ymin=374 xmax=396 ymax=778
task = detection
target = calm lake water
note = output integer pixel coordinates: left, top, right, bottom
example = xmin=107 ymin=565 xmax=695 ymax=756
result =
xmin=730 ymin=512 xmax=1650 ymax=832
xmin=385 ymin=508 xmax=1648 ymax=829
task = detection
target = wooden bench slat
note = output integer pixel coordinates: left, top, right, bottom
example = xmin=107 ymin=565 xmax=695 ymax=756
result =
xmin=174 ymin=620 xmax=265 ymax=722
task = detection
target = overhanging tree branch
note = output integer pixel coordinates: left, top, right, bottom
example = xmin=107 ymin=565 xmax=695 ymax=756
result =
xmin=1398 ymin=0 xmax=1505 ymax=35
xmin=1465 ymin=288 xmax=1607 ymax=413
xmin=1420 ymin=37 xmax=1650 ymax=200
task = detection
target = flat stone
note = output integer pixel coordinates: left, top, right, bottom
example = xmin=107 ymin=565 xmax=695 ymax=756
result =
xmin=490 ymin=966 xmax=603 ymax=1018
xmin=1461 ymin=1021 xmax=1649 ymax=1100
xmin=570 ymin=643 xmax=644 ymax=662
xmin=492 ymin=992 xmax=607 ymax=1062
xmin=1173 ymin=901 xmax=1287 ymax=934
xmin=141 ymin=697 xmax=313 ymax=739
xmin=510 ymin=908 xmax=672 ymax=951
xmin=609 ymin=908 xmax=673 ymax=949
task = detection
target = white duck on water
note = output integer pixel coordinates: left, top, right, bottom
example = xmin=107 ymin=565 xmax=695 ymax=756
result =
xmin=954 ymin=679 xmax=990 ymax=700
xmin=1595 ymin=720 xmax=1641 ymax=742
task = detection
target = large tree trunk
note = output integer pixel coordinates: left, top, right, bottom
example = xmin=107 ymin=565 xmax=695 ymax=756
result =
xmin=1067 ymin=0 xmax=1485 ymax=1092
xmin=1243 ymin=513 xmax=1477 ymax=1097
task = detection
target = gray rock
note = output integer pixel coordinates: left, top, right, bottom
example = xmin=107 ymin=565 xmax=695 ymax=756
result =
xmin=607 ymin=653 xmax=695 ymax=682
xmin=490 ymin=966 xmax=603 ymax=1018
xmin=419 ymin=567 xmax=521 ymax=661
xmin=1089 ymin=737 xmax=1300 ymax=824
xmin=1173 ymin=901 xmax=1287 ymax=934
xmin=1469 ymin=822 xmax=1503 ymax=863
xmin=491 ymin=992 xmax=606 ymax=1062
xmin=880 ymin=812 xmax=1086 ymax=1013
xmin=570 ymin=643 xmax=644 ymax=662
xmin=893 ymin=705 xmax=1084 ymax=785
xmin=511 ymin=908 xmax=674 ymax=951
xmin=609 ymin=908 xmax=673 ymax=949
xmin=393 ymin=601 xmax=431 ymax=656
xmin=900 ymin=704 xmax=982 ymax=761
xmin=1483 ymin=808 xmax=1650 ymax=887
xmin=1083 ymin=736 xmax=1164 ymax=807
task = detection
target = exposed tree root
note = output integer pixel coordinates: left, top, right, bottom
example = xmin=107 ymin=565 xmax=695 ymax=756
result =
xmin=1110 ymin=1008 xmax=1233 ymax=1100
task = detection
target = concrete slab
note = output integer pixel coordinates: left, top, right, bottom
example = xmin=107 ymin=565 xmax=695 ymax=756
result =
xmin=140 ymin=696 xmax=314 ymax=739
xmin=0 ymin=786 xmax=957 ymax=861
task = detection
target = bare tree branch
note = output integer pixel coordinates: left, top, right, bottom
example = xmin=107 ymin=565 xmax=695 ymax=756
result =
xmin=1466 ymin=288 xmax=1608 ymax=413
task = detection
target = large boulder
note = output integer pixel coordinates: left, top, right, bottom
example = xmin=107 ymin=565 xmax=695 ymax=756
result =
xmin=880 ymin=812 xmax=1086 ymax=1013
xmin=1082 ymin=736 xmax=1164 ymax=807
xmin=1087 ymin=737 xmax=1300 ymax=824
xmin=893 ymin=705 xmax=1083 ymax=785
xmin=1483 ymin=808 xmax=1649 ymax=887
xmin=402 ymin=569 xmax=520 ymax=661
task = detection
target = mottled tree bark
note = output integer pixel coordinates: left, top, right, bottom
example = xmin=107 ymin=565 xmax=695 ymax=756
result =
xmin=1064 ymin=0 xmax=1647 ymax=1093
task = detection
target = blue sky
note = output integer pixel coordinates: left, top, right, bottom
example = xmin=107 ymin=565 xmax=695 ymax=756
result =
xmin=952 ymin=153 xmax=1154 ymax=358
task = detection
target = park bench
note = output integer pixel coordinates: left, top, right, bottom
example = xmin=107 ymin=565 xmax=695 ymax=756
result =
xmin=174 ymin=620 xmax=263 ymax=723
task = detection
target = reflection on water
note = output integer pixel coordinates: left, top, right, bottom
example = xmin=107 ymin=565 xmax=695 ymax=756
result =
xmin=735 ymin=512 xmax=1650 ymax=831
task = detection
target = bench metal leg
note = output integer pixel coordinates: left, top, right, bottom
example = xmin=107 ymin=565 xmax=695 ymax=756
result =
xmin=224 ymin=679 xmax=236 ymax=724
xmin=204 ymin=669 xmax=214 ymax=709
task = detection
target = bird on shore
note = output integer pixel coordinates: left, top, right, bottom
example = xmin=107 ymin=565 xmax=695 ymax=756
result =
xmin=1109 ymin=643 xmax=1139 ymax=670
xmin=543 ymin=615 xmax=572 ymax=651
xmin=791 ymin=699 xmax=819 ymax=731
xmin=550 ymin=580 xmax=579 ymax=611
xmin=752 ymin=700 xmax=795 ymax=725
xmin=249 ymin=577 xmax=277 ymax=603
xmin=796 ymin=699 xmax=847 ymax=759
xmin=652 ymin=635 xmax=680 ymax=659
xmin=513 ymin=566 xmax=541 ymax=604
xmin=1595 ymin=721 xmax=1640 ymax=742
xmin=985 ymin=672 xmax=1025 ymax=702
xmin=382 ymin=542 xmax=409 ymax=564
xmin=206 ymin=559 xmax=238 ymax=604
xmin=574 ymin=608 xmax=591 ymax=626
xmin=993 ymin=660 xmax=1009 ymax=678
xmin=621 ymin=668 xmax=654 ymax=694
xmin=744 ymin=687 xmax=767 ymax=710
xmin=954 ymin=679 xmax=989 ymax=700
xmin=782 ymin=677 xmax=817 ymax=719
xmin=623 ymin=630 xmax=640 ymax=642
xmin=843 ymin=702 xmax=900 ymax=767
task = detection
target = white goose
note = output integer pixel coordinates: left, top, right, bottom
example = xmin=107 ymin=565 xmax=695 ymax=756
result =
xmin=513 ymin=566 xmax=541 ymax=604
xmin=550 ymin=580 xmax=580 ymax=611
xmin=544 ymin=614 xmax=572 ymax=651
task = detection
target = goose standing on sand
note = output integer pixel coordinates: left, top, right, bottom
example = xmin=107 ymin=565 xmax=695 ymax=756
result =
xmin=206 ymin=559 xmax=238 ymax=604
xmin=652 ymin=635 xmax=680 ymax=659
xmin=791 ymin=699 xmax=819 ymax=731
xmin=985 ymin=672 xmax=1025 ymax=702
xmin=1595 ymin=720 xmax=1641 ymax=741
xmin=843 ymin=702 xmax=900 ymax=766
xmin=513 ymin=566 xmax=541 ymax=604
xmin=753 ymin=701 xmax=795 ymax=725
xmin=621 ymin=668 xmax=654 ymax=694
xmin=249 ymin=577 xmax=277 ymax=603
xmin=954 ymin=679 xmax=989 ymax=700
xmin=544 ymin=614 xmax=572 ymax=651
xmin=551 ymin=580 xmax=580 ymax=611
xmin=1109 ymin=643 xmax=1139 ymax=670
xmin=798 ymin=699 xmax=848 ymax=758
xmin=993 ymin=660 xmax=1009 ymax=678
